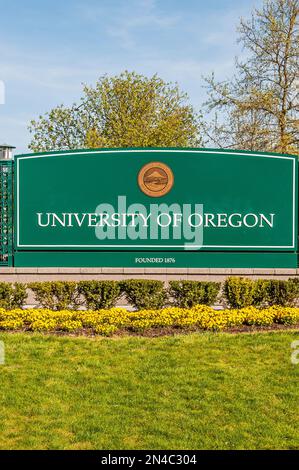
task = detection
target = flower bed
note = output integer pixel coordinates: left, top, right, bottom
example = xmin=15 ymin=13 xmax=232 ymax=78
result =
xmin=1 ymin=305 xmax=299 ymax=336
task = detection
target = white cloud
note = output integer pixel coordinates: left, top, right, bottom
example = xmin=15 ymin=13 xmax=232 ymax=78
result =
xmin=78 ymin=0 xmax=180 ymax=50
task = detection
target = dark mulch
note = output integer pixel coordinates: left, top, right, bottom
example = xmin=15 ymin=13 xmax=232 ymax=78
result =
xmin=1 ymin=323 xmax=299 ymax=338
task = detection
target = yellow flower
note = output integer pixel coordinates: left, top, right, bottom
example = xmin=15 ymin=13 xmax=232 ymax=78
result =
xmin=0 ymin=305 xmax=298 ymax=335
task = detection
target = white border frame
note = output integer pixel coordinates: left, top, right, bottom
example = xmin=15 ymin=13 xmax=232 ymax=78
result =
xmin=16 ymin=149 xmax=296 ymax=249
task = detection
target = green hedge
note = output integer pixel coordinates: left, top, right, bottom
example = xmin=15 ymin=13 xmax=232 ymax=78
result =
xmin=223 ymin=277 xmax=299 ymax=308
xmin=78 ymin=280 xmax=121 ymax=309
xmin=29 ymin=281 xmax=81 ymax=310
xmin=223 ymin=277 xmax=257 ymax=308
xmin=0 ymin=278 xmax=298 ymax=310
xmin=267 ymin=279 xmax=299 ymax=306
xmin=120 ymin=279 xmax=167 ymax=310
xmin=169 ymin=281 xmax=220 ymax=308
xmin=0 ymin=282 xmax=27 ymax=310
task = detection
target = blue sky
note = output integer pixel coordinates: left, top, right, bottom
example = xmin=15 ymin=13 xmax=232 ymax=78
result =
xmin=0 ymin=0 xmax=263 ymax=153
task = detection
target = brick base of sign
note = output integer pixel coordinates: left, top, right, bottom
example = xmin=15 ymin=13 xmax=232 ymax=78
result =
xmin=1 ymin=267 xmax=298 ymax=282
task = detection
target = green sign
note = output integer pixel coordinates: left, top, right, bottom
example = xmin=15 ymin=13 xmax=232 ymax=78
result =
xmin=14 ymin=148 xmax=298 ymax=267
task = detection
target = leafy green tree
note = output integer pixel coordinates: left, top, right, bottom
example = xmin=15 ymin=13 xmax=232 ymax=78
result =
xmin=204 ymin=0 xmax=299 ymax=155
xmin=29 ymin=71 xmax=202 ymax=152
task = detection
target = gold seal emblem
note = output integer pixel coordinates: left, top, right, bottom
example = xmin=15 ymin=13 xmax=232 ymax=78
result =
xmin=138 ymin=162 xmax=174 ymax=197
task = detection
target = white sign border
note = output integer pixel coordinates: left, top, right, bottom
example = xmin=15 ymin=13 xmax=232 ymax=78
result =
xmin=16 ymin=149 xmax=296 ymax=249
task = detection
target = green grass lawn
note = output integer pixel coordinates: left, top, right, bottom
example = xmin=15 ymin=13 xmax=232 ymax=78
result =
xmin=0 ymin=331 xmax=299 ymax=450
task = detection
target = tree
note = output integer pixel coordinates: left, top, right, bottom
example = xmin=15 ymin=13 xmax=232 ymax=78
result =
xmin=203 ymin=0 xmax=299 ymax=155
xmin=28 ymin=71 xmax=202 ymax=152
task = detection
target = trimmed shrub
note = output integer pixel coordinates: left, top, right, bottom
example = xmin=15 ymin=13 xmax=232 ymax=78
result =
xmin=77 ymin=280 xmax=121 ymax=309
xmin=29 ymin=281 xmax=81 ymax=310
xmin=169 ymin=281 xmax=220 ymax=307
xmin=287 ymin=278 xmax=299 ymax=305
xmin=223 ymin=277 xmax=256 ymax=308
xmin=120 ymin=279 xmax=167 ymax=310
xmin=252 ymin=279 xmax=270 ymax=307
xmin=224 ymin=278 xmax=299 ymax=308
xmin=0 ymin=282 xmax=27 ymax=309
xmin=266 ymin=279 xmax=298 ymax=306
